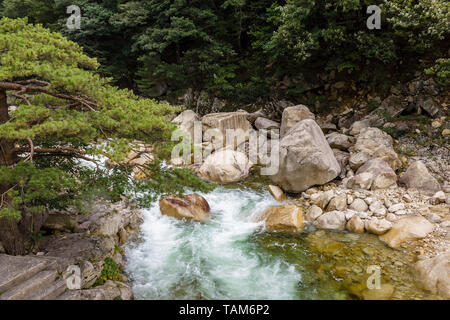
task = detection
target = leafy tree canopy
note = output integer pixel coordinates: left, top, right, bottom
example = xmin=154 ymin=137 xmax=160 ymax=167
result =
xmin=2 ymin=0 xmax=448 ymax=102
xmin=0 ymin=18 xmax=213 ymax=254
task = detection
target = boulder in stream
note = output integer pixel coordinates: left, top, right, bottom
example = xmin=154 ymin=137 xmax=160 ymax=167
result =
xmin=160 ymin=193 xmax=211 ymax=222
xmin=258 ymin=205 xmax=304 ymax=231
xmin=379 ymin=215 xmax=434 ymax=248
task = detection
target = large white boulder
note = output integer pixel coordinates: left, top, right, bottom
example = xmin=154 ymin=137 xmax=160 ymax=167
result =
xmin=349 ymin=127 xmax=401 ymax=170
xmin=197 ymin=149 xmax=252 ymax=183
xmin=379 ymin=215 xmax=435 ymax=248
xmin=270 ymin=119 xmax=340 ymax=193
xmin=280 ymin=105 xmax=315 ymax=137
xmin=202 ymin=111 xmax=252 ymax=150
xmin=172 ymin=110 xmax=200 ymax=140
xmin=399 ymin=161 xmax=441 ymax=193
xmin=415 ymin=252 xmax=450 ymax=299
xmin=354 ymin=158 xmax=397 ymax=190
xmin=257 ymin=205 xmax=304 ymax=231
xmin=315 ymin=211 xmax=346 ymax=231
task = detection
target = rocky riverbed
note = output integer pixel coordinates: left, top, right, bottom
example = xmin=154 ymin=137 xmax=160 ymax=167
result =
xmin=1 ymin=91 xmax=448 ymax=300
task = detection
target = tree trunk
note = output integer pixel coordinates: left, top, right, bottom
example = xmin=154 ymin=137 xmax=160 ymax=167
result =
xmin=0 ymin=88 xmax=25 ymax=255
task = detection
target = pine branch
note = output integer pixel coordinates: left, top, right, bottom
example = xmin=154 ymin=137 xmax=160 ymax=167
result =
xmin=0 ymin=81 xmax=98 ymax=112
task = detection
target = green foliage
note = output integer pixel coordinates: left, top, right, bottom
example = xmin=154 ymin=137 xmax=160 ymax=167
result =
xmin=133 ymin=161 xmax=216 ymax=207
xmin=265 ymin=0 xmax=449 ymax=83
xmin=110 ymin=0 xmax=239 ymax=97
xmin=3 ymin=1 xmax=448 ymax=101
xmin=95 ymin=257 xmax=122 ymax=286
xmin=0 ymin=18 xmax=182 ymax=221
xmin=425 ymin=58 xmax=450 ymax=87
xmin=0 ymin=161 xmax=79 ymax=220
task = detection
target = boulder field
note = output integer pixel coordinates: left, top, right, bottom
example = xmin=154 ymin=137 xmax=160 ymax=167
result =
xmin=165 ymin=103 xmax=450 ymax=300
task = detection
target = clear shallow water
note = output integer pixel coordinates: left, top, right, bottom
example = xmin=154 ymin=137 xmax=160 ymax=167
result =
xmin=124 ymin=186 xmax=435 ymax=300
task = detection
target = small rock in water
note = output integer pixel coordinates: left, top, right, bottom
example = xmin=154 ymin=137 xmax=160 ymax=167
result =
xmin=160 ymin=193 xmax=211 ymax=222
xmin=258 ymin=205 xmax=304 ymax=231
xmin=267 ymin=185 xmax=287 ymax=202
xmin=361 ymin=284 xmax=395 ymax=300
xmin=362 ymin=247 xmax=375 ymax=255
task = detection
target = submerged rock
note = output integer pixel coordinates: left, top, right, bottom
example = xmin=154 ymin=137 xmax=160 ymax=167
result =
xmin=159 ymin=193 xmax=211 ymax=222
xmin=270 ymin=119 xmax=340 ymax=193
xmin=361 ymin=283 xmax=395 ymax=300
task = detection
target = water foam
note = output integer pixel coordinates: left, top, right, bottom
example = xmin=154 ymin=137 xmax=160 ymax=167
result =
xmin=125 ymin=187 xmax=303 ymax=300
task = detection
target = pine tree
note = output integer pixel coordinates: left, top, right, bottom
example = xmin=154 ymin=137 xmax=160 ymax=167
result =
xmin=0 ymin=17 xmax=179 ymax=255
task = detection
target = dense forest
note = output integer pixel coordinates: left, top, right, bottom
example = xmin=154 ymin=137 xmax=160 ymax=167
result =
xmin=1 ymin=0 xmax=448 ymax=104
